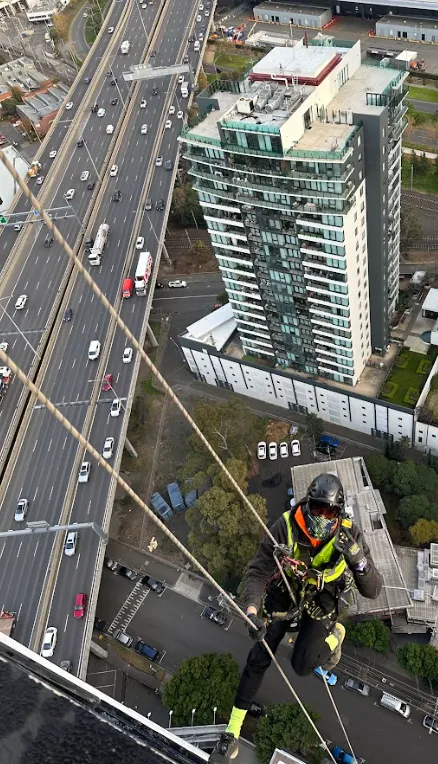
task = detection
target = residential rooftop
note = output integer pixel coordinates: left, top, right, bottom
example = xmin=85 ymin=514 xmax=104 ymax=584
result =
xmin=0 ymin=57 xmax=49 ymax=93
xmin=396 ymin=545 xmax=438 ymax=639
xmin=329 ymin=64 xmax=406 ymax=115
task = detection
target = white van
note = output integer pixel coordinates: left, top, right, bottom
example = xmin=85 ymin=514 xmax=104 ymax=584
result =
xmin=194 ymin=40 xmax=200 ymax=52
xmin=379 ymin=692 xmax=411 ymax=718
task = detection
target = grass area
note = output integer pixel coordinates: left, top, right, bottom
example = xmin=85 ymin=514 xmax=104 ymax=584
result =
xmin=380 ymin=349 xmax=433 ymax=408
xmin=402 ymin=157 xmax=438 ymax=195
xmin=84 ymin=0 xmax=110 ymax=46
xmin=408 ymin=85 xmax=438 ymax=103
xmin=112 ymin=641 xmax=166 ymax=679
xmin=215 ymin=52 xmax=253 ymax=72
xmin=206 ymin=73 xmax=218 ymax=84
xmin=403 ymin=139 xmax=436 ymax=154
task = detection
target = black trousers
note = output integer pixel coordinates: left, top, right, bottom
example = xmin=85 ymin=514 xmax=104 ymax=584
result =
xmin=234 ymin=587 xmax=336 ymax=710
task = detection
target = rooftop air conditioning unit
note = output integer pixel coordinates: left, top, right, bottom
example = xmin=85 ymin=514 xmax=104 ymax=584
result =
xmin=237 ymin=97 xmax=255 ymax=115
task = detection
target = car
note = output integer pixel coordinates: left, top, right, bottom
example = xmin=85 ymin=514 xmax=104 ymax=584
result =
xmin=0 ymin=341 xmax=8 ymax=353
xmin=316 ymin=444 xmax=337 ymax=457
xmin=183 ymin=54 xmax=189 ymax=64
xmin=0 ymin=366 xmax=12 ymax=383
xmin=262 ymin=472 xmax=282 ymax=488
xmin=84 ymin=77 xmax=91 ymax=84
xmin=78 ymin=461 xmax=91 ymax=483
xmin=91 ymin=104 xmax=99 ymax=113
xmin=142 ymin=2 xmax=147 ymax=6
xmin=64 ymin=188 xmax=75 ymax=201
xmin=109 ymin=164 xmax=118 ymax=176
xmin=165 ymin=119 xmax=172 ymax=129
xmin=150 ymin=49 xmax=156 ymax=57
xmin=169 ymin=105 xmax=175 ymax=115
xmin=152 ymin=86 xmax=159 ymax=95
xmin=97 ymin=108 xmax=106 ymax=117
xmin=110 ymin=79 xmax=117 ymax=86
xmin=59 ymin=660 xmax=72 ymax=672
xmin=257 ymin=441 xmax=266 ymax=460
xmin=88 ymin=340 xmax=101 ymax=360
xmin=102 ymin=373 xmax=113 ymax=392
xmin=189 ymin=35 xmax=195 ymax=43
xmin=204 ymin=9 xmax=209 ymax=15
xmin=156 ymin=155 xmax=163 ymax=166
xmin=104 ymin=557 xmax=117 ymax=571
xmin=319 ymin=434 xmax=339 ymax=448
xmin=108 ymin=26 xmax=114 ymax=33
xmin=331 ymin=746 xmax=364 ymax=764
xmin=118 ymin=566 xmax=136 ymax=580
xmin=112 ymin=189 xmax=122 ymax=202
xmin=36 ymin=176 xmax=44 ymax=185
xmin=102 ymin=436 xmax=114 ymax=459
xmin=110 ymin=97 xmax=118 ymax=105
xmin=106 ymin=124 xmax=114 ymax=134
xmin=41 ymin=627 xmax=57 ymax=658
xmin=63 ymin=308 xmax=73 ymax=322
xmin=197 ymin=14 xmax=201 ymax=21
xmin=279 ymin=442 xmax=289 ymax=458
xmin=145 ymin=198 xmax=152 ymax=211
xmin=82 ymin=11 xmax=87 ymax=17
xmin=155 ymin=199 xmax=164 ymax=211
xmin=80 ymin=170 xmax=90 ymax=181
xmin=65 ymin=101 xmax=73 ymax=110
xmin=178 ymin=75 xmax=184 ymax=83
xmin=111 ymin=398 xmax=121 ymax=417
xmin=87 ymin=181 xmax=95 ymax=190
xmin=168 ymin=280 xmax=186 ymax=288
xmin=199 ymin=2 xmax=203 ymax=8
xmin=122 ymin=347 xmax=133 ymax=364
xmin=15 ymin=294 xmax=27 ymax=310
xmin=199 ymin=32 xmax=204 ymax=40
xmin=343 ymin=677 xmax=370 ymax=696
xmin=203 ymin=606 xmax=227 ymax=626
xmin=141 ymin=123 xmax=148 ymax=134
xmin=73 ymin=592 xmax=86 ymax=619
xmin=77 ymin=138 xmax=84 ymax=147
xmin=165 ymin=159 xmax=173 ymax=170
xmin=177 ymin=110 xmax=183 ymax=119
xmin=14 ymin=223 xmax=22 ymax=232
xmin=94 ymin=617 xmax=107 ymax=632
xmin=291 ymin=440 xmax=301 ymax=457
xmin=134 ymin=640 xmax=160 ymax=660
xmin=314 ymin=666 xmax=337 ymax=686
xmin=423 ymin=715 xmax=438 ymax=733
xmin=136 ymin=236 xmax=144 ymax=249
xmin=140 ymin=98 xmax=147 ymax=108
xmin=268 ymin=442 xmax=277 ymax=460
xmin=64 ymin=530 xmax=78 ymax=556
xmin=49 ymin=149 xmax=57 ymax=158
xmin=113 ymin=629 xmax=133 ymax=647
xmin=15 ymin=498 xmax=29 ymax=522
xmin=141 ymin=575 xmax=165 ymax=595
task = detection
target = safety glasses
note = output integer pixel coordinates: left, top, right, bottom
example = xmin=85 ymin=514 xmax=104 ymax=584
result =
xmin=308 ymin=501 xmax=340 ymax=520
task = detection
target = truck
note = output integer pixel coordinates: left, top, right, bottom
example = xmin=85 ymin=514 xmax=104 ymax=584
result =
xmin=167 ymin=481 xmax=184 ymax=512
xmin=122 ymin=278 xmax=134 ymax=298
xmin=120 ymin=40 xmax=130 ymax=54
xmin=134 ymin=251 xmax=153 ymax=295
xmin=89 ymin=223 xmax=109 ymax=266
xmin=28 ymin=161 xmax=41 ymax=177
xmin=181 ymin=81 xmax=189 ymax=98
xmin=0 ymin=610 xmax=16 ymax=638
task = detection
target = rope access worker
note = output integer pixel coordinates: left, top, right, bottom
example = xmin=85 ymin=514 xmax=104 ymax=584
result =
xmin=210 ymin=473 xmax=382 ymax=764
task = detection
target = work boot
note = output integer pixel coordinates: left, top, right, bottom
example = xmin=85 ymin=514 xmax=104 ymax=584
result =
xmin=322 ymin=622 xmax=346 ymax=670
xmin=209 ymin=732 xmax=239 ymax=764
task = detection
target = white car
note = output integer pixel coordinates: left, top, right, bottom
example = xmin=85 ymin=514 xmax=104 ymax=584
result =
xmin=279 ymin=442 xmax=289 ymax=458
xmin=102 ymin=436 xmax=114 ymax=460
xmin=106 ymin=124 xmax=114 ymax=134
xmin=109 ymin=164 xmax=118 ymax=176
xmin=178 ymin=75 xmax=184 ymax=84
xmin=156 ymin=155 xmax=163 ymax=166
xmin=36 ymin=176 xmax=44 ymax=185
xmin=204 ymin=9 xmax=209 ymax=15
xmin=199 ymin=2 xmax=204 ymax=8
xmin=65 ymin=101 xmax=73 ymax=110
xmin=140 ymin=98 xmax=147 ymax=108
xmin=64 ymin=188 xmax=75 ymax=200
xmin=177 ymin=110 xmax=183 ymax=119
xmin=197 ymin=14 xmax=201 ymax=21
xmin=64 ymin=530 xmax=78 ymax=556
xmin=0 ymin=341 xmax=8 ymax=352
xmin=15 ymin=498 xmax=28 ymax=522
xmin=108 ymin=26 xmax=114 ymax=33
xmin=257 ymin=441 xmax=266 ymax=460
xmin=122 ymin=347 xmax=133 ymax=364
xmin=165 ymin=119 xmax=172 ymax=129
xmin=49 ymin=149 xmax=57 ymax=159
xmin=168 ymin=280 xmax=187 ymax=288
xmin=88 ymin=340 xmax=101 ymax=360
xmin=110 ymin=398 xmax=121 ymax=417
xmin=135 ymin=236 xmax=144 ymax=249
xmin=41 ymin=627 xmax=57 ymax=658
xmin=78 ymin=461 xmax=91 ymax=483
xmin=0 ymin=366 xmax=12 ymax=383
xmin=268 ymin=442 xmax=277 ymax=460
xmin=169 ymin=105 xmax=175 ymax=115
xmin=97 ymin=108 xmax=106 ymax=117
xmin=291 ymin=439 xmax=301 ymax=457
xmin=141 ymin=123 xmax=148 ymax=134
xmin=142 ymin=2 xmax=147 ymax=7
xmin=80 ymin=170 xmax=90 ymax=181
xmin=15 ymin=294 xmax=27 ymax=310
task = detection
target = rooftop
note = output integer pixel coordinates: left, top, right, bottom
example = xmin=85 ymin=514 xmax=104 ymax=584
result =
xmin=251 ymin=44 xmax=338 ymax=80
xmin=292 ymin=457 xmax=412 ymax=616
xmin=183 ymin=303 xmax=236 ymax=351
xmin=395 ymin=545 xmax=438 ymax=627
xmin=329 ymin=64 xmax=405 ymax=115
xmin=422 ymin=287 xmax=438 ymax=315
xmin=0 ymin=57 xmax=49 ymax=93
xmin=377 ymin=13 xmax=438 ymax=29
xmin=254 ymin=2 xmax=330 ymax=17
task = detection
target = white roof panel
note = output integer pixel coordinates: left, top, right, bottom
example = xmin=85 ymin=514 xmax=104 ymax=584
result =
xmin=422 ymin=288 xmax=438 ymax=314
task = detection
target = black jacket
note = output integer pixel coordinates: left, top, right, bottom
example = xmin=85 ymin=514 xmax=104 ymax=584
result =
xmin=243 ymin=507 xmax=383 ymax=613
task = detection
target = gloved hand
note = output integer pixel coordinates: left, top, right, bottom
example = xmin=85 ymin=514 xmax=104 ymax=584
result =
xmin=246 ymin=612 xmax=267 ymax=641
xmin=335 ymin=530 xmax=368 ymax=572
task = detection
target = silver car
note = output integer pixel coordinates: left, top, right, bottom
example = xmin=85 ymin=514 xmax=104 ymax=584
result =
xmin=343 ymin=677 xmax=371 ymax=696
xmin=114 ymin=629 xmax=133 ymax=647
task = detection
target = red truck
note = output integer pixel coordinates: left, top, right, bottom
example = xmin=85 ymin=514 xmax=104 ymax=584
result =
xmin=122 ymin=278 xmax=134 ymax=298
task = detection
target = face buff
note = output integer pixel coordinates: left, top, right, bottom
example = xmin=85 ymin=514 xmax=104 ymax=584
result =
xmin=305 ymin=512 xmax=339 ymax=541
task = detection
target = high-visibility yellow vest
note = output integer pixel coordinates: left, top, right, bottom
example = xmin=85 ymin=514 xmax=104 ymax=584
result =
xmin=282 ymin=510 xmax=349 ymax=586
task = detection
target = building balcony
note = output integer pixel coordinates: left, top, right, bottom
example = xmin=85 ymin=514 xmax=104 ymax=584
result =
xmin=296 ymin=216 xmax=346 ymax=232
xmin=304 ymin=270 xmax=347 ymax=286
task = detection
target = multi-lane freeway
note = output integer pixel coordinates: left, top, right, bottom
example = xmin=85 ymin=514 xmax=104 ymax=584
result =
xmin=0 ymin=0 xmax=207 ymax=675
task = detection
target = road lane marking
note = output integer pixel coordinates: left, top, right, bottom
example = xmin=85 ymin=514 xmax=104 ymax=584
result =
xmin=33 ymin=439 xmax=38 ymax=452
xmin=49 ymin=485 xmax=54 ymax=500
xmin=34 ymin=541 xmax=39 ymax=557
xmin=17 ymin=541 xmax=22 ymax=558
xmin=87 ymin=500 xmax=92 ymax=515
xmin=76 ymin=552 xmax=81 ymax=569
xmin=63 ymin=436 xmax=67 ymax=449
xmin=64 ymin=613 xmax=69 ymax=632
xmin=34 ymin=487 xmax=38 ymax=501
xmin=0 ymin=543 xmax=4 ymax=559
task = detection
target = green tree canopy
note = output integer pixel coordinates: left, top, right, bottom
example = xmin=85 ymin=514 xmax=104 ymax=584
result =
xmin=409 ymin=518 xmax=438 ymax=546
xmin=171 ymin=183 xmax=204 ymax=227
xmin=397 ymin=494 xmax=435 ymax=529
xmin=346 ymin=619 xmax=391 ymax=653
xmin=254 ymin=703 xmax=323 ymax=764
xmin=305 ymin=413 xmax=324 ymax=443
xmin=398 ymin=642 xmax=438 ymax=682
xmin=366 ymin=454 xmax=393 ymax=487
xmin=392 ymin=460 xmax=423 ymax=497
xmin=162 ymin=653 xmax=240 ymax=726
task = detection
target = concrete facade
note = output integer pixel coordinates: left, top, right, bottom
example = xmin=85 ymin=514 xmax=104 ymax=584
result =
xmin=376 ymin=14 xmax=438 ymax=43
xmin=253 ymin=3 xmax=332 ymax=29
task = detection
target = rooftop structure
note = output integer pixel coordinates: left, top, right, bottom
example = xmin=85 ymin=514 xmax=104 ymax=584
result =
xmin=0 ymin=56 xmax=50 ymax=93
xmin=422 ymin=287 xmax=438 ymax=317
xmin=183 ymin=303 xmax=236 ymax=351
xmin=396 ymin=544 xmax=438 ymax=637
xmin=292 ymin=457 xmax=412 ymax=617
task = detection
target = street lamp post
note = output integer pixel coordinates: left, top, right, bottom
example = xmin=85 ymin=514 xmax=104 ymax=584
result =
xmin=83 ymin=139 xmax=102 ymax=183
xmin=191 ymin=708 xmax=196 ymax=726
xmin=213 ymin=706 xmax=217 ymax=725
xmin=168 ymin=710 xmax=173 ymax=729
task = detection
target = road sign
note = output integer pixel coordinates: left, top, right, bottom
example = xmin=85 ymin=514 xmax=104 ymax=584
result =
xmin=0 ymin=216 xmax=6 ymax=224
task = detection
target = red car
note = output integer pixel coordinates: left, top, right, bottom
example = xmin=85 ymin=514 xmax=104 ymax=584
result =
xmin=74 ymin=592 xmax=87 ymax=619
xmin=102 ymin=373 xmax=113 ymax=391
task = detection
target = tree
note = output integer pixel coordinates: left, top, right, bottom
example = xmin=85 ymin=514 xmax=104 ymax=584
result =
xmin=10 ymin=86 xmax=23 ymax=103
xmin=0 ymin=98 xmax=18 ymax=118
xmin=162 ymin=653 xmax=240 ymax=726
xmin=346 ymin=619 xmax=391 ymax=653
xmin=186 ymin=458 xmax=267 ymax=588
xmin=419 ymin=152 xmax=430 ymax=175
xmin=391 ymin=460 xmax=422 ymax=497
xmin=197 ymin=70 xmax=208 ymax=91
xmin=171 ymin=183 xmax=204 ymax=227
xmin=188 ymin=240 xmax=211 ymax=265
xmin=398 ymin=643 xmax=438 ymax=682
xmin=365 ymin=454 xmax=393 ymax=488
xmin=305 ymin=413 xmax=324 ymax=443
xmin=217 ymin=291 xmax=229 ymax=305
xmin=397 ymin=494 xmax=434 ymax=529
xmin=409 ymin=518 xmax=438 ymax=546
xmin=387 ymin=435 xmax=410 ymax=462
xmin=400 ymin=208 xmax=422 ymax=253
xmin=254 ymin=703 xmax=324 ymax=764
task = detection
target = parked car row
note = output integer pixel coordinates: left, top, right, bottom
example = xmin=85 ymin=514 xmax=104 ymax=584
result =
xmin=257 ymin=440 xmax=301 ymax=460
xmin=103 ymin=558 xmax=166 ymax=594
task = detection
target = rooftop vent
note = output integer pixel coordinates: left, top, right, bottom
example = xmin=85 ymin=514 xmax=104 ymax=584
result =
xmin=253 ymin=85 xmax=271 ymax=112
xmin=266 ymin=89 xmax=285 ymax=113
